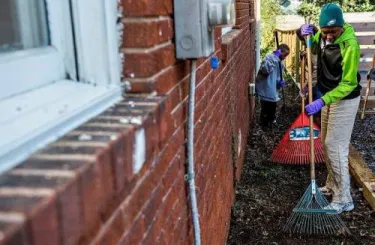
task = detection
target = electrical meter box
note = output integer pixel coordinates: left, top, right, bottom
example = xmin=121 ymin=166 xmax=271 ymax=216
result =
xmin=174 ymin=0 xmax=235 ymax=59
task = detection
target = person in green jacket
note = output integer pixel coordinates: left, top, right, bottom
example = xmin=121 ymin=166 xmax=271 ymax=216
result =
xmin=298 ymin=3 xmax=361 ymax=214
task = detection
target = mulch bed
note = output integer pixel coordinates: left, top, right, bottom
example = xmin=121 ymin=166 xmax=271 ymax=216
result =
xmin=227 ymin=84 xmax=375 ymax=245
xmin=352 ymin=114 xmax=375 ymax=173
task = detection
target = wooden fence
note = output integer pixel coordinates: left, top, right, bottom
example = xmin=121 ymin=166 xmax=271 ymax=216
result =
xmin=275 ymin=28 xmax=302 ymax=85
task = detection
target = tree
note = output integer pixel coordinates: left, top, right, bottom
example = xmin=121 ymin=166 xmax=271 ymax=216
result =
xmin=297 ymin=0 xmax=375 ymax=22
xmin=261 ymin=0 xmax=282 ymax=58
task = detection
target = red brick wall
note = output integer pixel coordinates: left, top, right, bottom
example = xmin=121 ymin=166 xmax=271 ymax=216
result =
xmin=0 ymin=1 xmax=255 ymax=245
xmin=118 ymin=0 xmax=256 ymax=244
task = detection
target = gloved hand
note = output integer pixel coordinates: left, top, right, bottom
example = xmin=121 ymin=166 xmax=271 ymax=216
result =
xmin=277 ymin=79 xmax=286 ymax=89
xmin=299 ymin=85 xmax=308 ymax=97
xmin=273 ymin=49 xmax=282 ymax=58
xmin=305 ymin=98 xmax=324 ymax=116
xmin=300 ymin=24 xmax=315 ymax=36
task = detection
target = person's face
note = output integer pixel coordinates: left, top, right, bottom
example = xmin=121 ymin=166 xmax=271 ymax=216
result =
xmin=280 ymin=50 xmax=290 ymax=60
xmin=320 ymin=26 xmax=343 ymax=43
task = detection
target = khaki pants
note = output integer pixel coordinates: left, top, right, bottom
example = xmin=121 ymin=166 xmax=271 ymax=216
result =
xmin=321 ymin=96 xmax=360 ymax=204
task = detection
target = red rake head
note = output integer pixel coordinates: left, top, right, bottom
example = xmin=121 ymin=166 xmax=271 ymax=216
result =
xmin=271 ymin=113 xmax=325 ymax=165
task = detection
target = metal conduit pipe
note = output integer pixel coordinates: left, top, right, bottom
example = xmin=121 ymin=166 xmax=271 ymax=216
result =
xmin=186 ymin=59 xmax=201 ymax=245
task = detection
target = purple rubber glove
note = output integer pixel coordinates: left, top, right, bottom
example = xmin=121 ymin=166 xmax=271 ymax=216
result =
xmin=305 ymin=99 xmax=324 ymax=116
xmin=273 ymin=49 xmax=282 ymax=57
xmin=300 ymin=85 xmax=308 ymax=97
xmin=300 ymin=24 xmax=315 ymax=36
xmin=277 ymin=79 xmax=286 ymax=89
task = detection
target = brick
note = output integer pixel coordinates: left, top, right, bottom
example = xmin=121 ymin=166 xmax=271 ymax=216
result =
xmin=143 ymin=168 xmax=184 ymax=244
xmin=170 ymin=208 xmax=188 ymax=244
xmin=236 ymin=9 xmax=249 ymax=19
xmin=97 ymin=210 xmax=124 ymax=245
xmin=126 ymin=60 xmax=191 ymax=94
xmin=4 ymin=163 xmax=84 ymax=245
xmin=175 ymin=219 xmax=189 ymax=245
xmin=235 ymin=2 xmax=249 ymax=10
xmin=57 ymin=177 xmax=81 ymax=245
xmin=142 ymin=184 xmax=164 ymax=228
xmin=42 ymin=144 xmax=114 ymax=217
xmin=109 ymin=133 xmax=130 ymax=190
xmin=123 ymin=18 xmax=173 ymax=48
xmin=119 ymin=214 xmax=145 ymax=245
xmin=0 ymin=219 xmax=30 ymax=245
xmin=177 ymin=77 xmax=189 ymax=104
xmin=156 ymin=230 xmax=167 ymax=245
xmin=64 ymin=131 xmax=132 ymax=192
xmin=124 ymin=80 xmax=156 ymax=93
xmin=142 ymin=115 xmax=160 ymax=165
xmin=0 ymin=193 xmax=59 ymax=245
xmin=121 ymin=0 xmax=173 ymax=17
xmin=29 ymin=196 xmax=59 ymax=245
xmin=234 ymin=18 xmax=250 ymax=30
xmin=195 ymin=59 xmax=213 ymax=86
xmin=154 ymin=61 xmax=190 ymax=94
xmin=214 ymin=27 xmax=223 ymax=41
xmin=121 ymin=170 xmax=157 ymax=226
xmin=171 ymin=101 xmax=186 ymax=131
xmin=161 ymin=155 xmax=183 ymax=191
xmin=22 ymin=155 xmax=101 ymax=242
xmin=166 ymin=85 xmax=182 ymax=114
xmin=142 ymin=214 xmax=163 ymax=245
xmin=159 ymin=171 xmax=185 ymax=219
xmin=124 ymin=43 xmax=176 ymax=78
xmin=157 ymin=129 xmax=185 ymax=173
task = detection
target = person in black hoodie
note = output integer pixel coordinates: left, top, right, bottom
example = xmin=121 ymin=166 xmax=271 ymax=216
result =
xmin=298 ymin=3 xmax=361 ymax=214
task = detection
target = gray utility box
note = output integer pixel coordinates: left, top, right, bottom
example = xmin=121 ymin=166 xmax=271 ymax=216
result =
xmin=174 ymin=0 xmax=236 ymax=59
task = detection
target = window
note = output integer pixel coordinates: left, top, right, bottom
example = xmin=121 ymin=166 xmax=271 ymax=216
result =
xmin=0 ymin=0 xmax=49 ymax=53
xmin=0 ymin=0 xmax=122 ymax=172
xmin=0 ymin=0 xmax=73 ymax=100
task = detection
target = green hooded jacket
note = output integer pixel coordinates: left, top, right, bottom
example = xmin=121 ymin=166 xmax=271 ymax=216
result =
xmin=311 ymin=23 xmax=361 ymax=105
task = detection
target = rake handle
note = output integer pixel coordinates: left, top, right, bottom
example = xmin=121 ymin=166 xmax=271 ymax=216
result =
xmin=301 ymin=51 xmax=305 ymax=112
xmin=361 ymin=52 xmax=375 ymax=119
xmin=361 ymin=77 xmax=372 ymax=119
xmin=306 ymin=35 xmax=315 ymax=180
xmin=274 ymin=31 xmax=286 ymax=109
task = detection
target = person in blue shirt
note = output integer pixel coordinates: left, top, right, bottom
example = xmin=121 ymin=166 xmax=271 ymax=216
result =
xmin=255 ymin=44 xmax=290 ymax=129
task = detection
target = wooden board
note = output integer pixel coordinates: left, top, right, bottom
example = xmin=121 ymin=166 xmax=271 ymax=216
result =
xmin=348 ymin=145 xmax=375 ymax=211
xmin=363 ymin=182 xmax=375 ymax=212
xmin=360 ymin=96 xmax=375 ymax=108
xmin=349 ymin=145 xmax=375 ymax=183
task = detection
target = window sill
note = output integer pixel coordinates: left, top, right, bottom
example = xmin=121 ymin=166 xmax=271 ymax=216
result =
xmin=0 ymin=80 xmax=122 ymax=173
xmin=221 ymin=26 xmax=233 ymax=36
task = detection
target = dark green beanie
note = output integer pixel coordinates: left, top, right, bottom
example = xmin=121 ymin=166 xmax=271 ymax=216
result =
xmin=319 ymin=3 xmax=344 ymax=27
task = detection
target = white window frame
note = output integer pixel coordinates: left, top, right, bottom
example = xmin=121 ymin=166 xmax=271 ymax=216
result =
xmin=0 ymin=0 xmax=75 ymax=100
xmin=0 ymin=0 xmax=122 ymax=172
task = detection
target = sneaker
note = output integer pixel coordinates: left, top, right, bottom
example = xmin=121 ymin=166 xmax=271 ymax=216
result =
xmin=323 ymin=202 xmax=354 ymax=214
xmin=319 ymin=186 xmax=333 ymax=196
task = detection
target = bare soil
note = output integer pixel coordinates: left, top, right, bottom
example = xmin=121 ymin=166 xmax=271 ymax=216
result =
xmin=352 ymin=114 xmax=375 ymax=173
xmin=227 ymin=84 xmax=375 ymax=245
